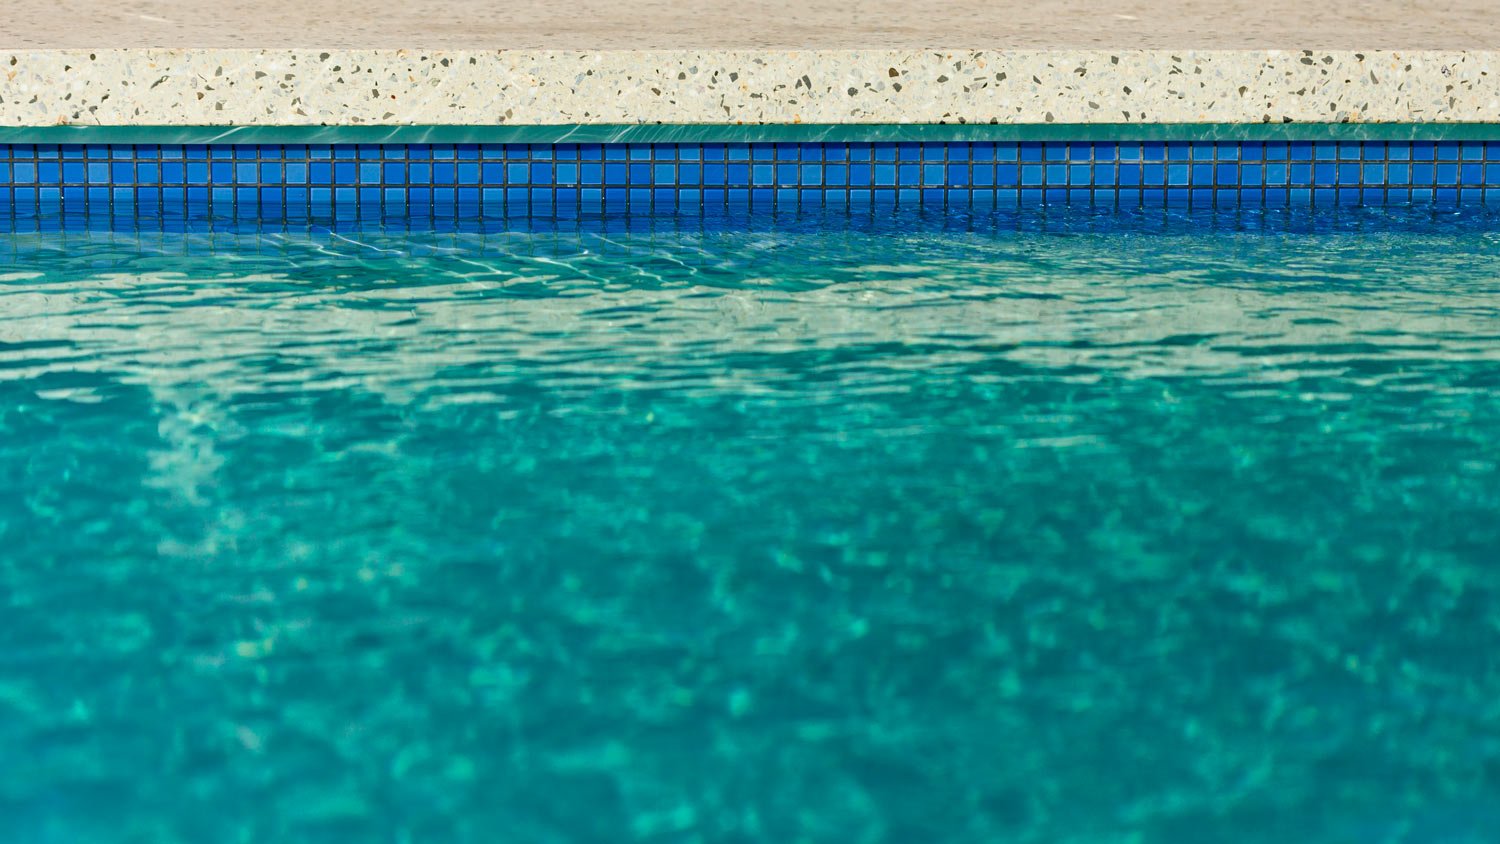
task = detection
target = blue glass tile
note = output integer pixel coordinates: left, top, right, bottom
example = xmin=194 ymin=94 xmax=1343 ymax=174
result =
xmin=3 ymin=137 xmax=1499 ymax=219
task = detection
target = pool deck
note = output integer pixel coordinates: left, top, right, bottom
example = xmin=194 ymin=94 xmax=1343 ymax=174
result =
xmin=2 ymin=0 xmax=1499 ymax=127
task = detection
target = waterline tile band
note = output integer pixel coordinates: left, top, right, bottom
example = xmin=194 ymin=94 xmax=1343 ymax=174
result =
xmin=4 ymin=139 xmax=1500 ymax=223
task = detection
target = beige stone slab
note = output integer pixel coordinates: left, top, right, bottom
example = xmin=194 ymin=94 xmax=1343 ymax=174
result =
xmin=3 ymin=49 xmax=1499 ymax=126
xmin=5 ymin=0 xmax=1500 ymax=50
xmin=2 ymin=1 xmax=1498 ymax=126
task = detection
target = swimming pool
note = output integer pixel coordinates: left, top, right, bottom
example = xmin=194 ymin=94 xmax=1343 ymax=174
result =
xmin=4 ymin=208 xmax=1499 ymax=841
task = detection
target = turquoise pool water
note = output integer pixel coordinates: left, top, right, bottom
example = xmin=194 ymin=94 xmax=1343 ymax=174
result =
xmin=4 ymin=211 xmax=1500 ymax=842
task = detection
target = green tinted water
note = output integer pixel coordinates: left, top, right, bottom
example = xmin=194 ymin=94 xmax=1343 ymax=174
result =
xmin=3 ymin=213 xmax=1500 ymax=842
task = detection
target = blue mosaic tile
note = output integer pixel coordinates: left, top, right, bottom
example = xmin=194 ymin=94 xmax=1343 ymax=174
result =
xmin=1 ymin=140 xmax=1500 ymax=220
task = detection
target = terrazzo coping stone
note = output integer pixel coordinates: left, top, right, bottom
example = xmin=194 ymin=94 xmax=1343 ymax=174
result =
xmin=2 ymin=0 xmax=1499 ymax=126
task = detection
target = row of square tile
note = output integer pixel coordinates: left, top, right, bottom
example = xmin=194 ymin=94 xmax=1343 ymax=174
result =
xmin=2 ymin=141 xmax=1499 ymax=218
xmin=2 ymin=141 xmax=1499 ymax=164
xmin=2 ymin=185 xmax=1497 ymax=217
xmin=3 ymin=160 xmax=1493 ymax=188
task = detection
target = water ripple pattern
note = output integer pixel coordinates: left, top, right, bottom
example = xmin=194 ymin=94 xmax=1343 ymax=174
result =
xmin=2 ymin=210 xmax=1500 ymax=843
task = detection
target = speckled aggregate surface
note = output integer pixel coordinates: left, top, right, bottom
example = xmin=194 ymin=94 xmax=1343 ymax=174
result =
xmin=3 ymin=1 xmax=1500 ymax=125
xmin=3 ymin=49 xmax=1500 ymax=127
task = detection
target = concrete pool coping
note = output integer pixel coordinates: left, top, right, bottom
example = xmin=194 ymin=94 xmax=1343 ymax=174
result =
xmin=2 ymin=1 xmax=1499 ymax=127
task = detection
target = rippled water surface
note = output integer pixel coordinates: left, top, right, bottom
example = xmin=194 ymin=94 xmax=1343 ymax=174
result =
xmin=4 ymin=211 xmax=1500 ymax=843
